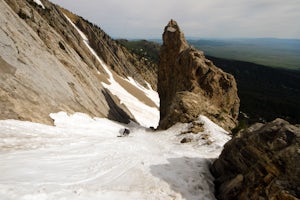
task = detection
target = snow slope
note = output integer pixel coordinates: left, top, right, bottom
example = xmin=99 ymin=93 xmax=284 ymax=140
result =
xmin=64 ymin=14 xmax=159 ymax=128
xmin=0 ymin=112 xmax=230 ymax=200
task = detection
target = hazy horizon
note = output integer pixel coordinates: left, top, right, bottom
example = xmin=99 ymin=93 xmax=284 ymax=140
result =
xmin=51 ymin=0 xmax=300 ymax=40
xmin=122 ymin=37 xmax=300 ymax=41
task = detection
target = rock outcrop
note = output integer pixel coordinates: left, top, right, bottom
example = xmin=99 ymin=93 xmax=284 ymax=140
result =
xmin=158 ymin=20 xmax=239 ymax=131
xmin=211 ymin=119 xmax=300 ymax=200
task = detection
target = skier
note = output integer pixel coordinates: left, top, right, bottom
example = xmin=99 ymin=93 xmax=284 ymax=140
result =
xmin=118 ymin=128 xmax=130 ymax=137
xmin=122 ymin=128 xmax=130 ymax=136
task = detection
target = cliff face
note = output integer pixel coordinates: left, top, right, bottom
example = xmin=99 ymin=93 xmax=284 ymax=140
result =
xmin=211 ymin=119 xmax=300 ymax=200
xmin=0 ymin=0 xmax=157 ymax=125
xmin=158 ymin=20 xmax=240 ymax=131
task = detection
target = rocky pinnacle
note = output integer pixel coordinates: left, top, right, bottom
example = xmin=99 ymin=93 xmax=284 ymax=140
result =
xmin=158 ymin=20 xmax=240 ymax=131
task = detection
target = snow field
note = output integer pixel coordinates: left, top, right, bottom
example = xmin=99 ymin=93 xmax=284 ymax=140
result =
xmin=0 ymin=112 xmax=230 ymax=200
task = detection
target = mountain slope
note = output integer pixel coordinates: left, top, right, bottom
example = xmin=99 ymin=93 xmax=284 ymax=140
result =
xmin=0 ymin=0 xmax=157 ymax=126
xmin=117 ymin=39 xmax=160 ymax=67
xmin=62 ymin=9 xmax=157 ymax=90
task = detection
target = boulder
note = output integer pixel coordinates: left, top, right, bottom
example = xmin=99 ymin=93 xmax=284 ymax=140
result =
xmin=158 ymin=20 xmax=240 ymax=131
xmin=211 ymin=118 xmax=300 ymax=200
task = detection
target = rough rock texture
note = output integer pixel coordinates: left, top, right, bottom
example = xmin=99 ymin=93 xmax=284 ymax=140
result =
xmin=158 ymin=20 xmax=239 ymax=131
xmin=211 ymin=119 xmax=300 ymax=200
xmin=0 ymin=0 xmax=155 ymax=124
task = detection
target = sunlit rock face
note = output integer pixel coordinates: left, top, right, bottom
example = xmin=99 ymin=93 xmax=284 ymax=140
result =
xmin=158 ymin=20 xmax=240 ymax=131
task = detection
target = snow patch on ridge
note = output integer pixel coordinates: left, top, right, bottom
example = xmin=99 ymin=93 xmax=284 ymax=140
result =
xmin=167 ymin=26 xmax=177 ymax=32
xmin=33 ymin=0 xmax=45 ymax=9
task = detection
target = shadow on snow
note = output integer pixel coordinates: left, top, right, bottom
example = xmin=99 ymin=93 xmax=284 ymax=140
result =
xmin=150 ymin=156 xmax=216 ymax=200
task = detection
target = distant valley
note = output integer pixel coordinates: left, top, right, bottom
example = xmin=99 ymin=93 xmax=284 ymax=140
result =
xmin=149 ymin=38 xmax=300 ymax=70
xmin=206 ymin=56 xmax=300 ymax=125
xmin=189 ymin=38 xmax=300 ymax=70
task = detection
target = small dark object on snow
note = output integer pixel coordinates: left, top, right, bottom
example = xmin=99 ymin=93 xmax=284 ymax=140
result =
xmin=117 ymin=128 xmax=130 ymax=137
xmin=123 ymin=128 xmax=130 ymax=136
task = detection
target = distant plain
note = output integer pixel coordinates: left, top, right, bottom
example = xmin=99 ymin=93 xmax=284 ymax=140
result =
xmin=188 ymin=38 xmax=300 ymax=70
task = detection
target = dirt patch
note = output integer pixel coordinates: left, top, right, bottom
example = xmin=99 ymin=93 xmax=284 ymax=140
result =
xmin=97 ymin=73 xmax=110 ymax=85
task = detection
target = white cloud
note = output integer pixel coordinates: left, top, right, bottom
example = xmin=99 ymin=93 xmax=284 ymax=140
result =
xmin=51 ymin=0 xmax=300 ymax=39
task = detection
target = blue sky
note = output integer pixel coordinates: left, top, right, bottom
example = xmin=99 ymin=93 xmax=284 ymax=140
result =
xmin=51 ymin=0 xmax=300 ymax=39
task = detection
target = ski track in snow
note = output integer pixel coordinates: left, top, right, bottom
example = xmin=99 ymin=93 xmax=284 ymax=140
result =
xmin=0 ymin=112 xmax=230 ymax=200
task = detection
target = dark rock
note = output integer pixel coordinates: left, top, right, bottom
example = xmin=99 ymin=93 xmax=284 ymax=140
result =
xmin=157 ymin=20 xmax=239 ymax=131
xmin=149 ymin=126 xmax=155 ymax=131
xmin=181 ymin=121 xmax=204 ymax=134
xmin=180 ymin=137 xmax=192 ymax=143
xmin=211 ymin=118 xmax=300 ymax=200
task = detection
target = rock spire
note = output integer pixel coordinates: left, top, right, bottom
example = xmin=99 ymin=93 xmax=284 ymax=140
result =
xmin=158 ymin=20 xmax=240 ymax=131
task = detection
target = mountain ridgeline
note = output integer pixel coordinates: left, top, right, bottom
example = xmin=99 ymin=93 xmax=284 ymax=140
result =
xmin=119 ymin=39 xmax=300 ymax=126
